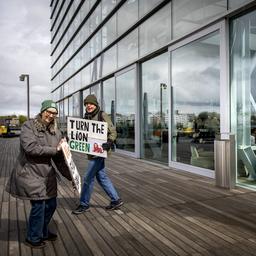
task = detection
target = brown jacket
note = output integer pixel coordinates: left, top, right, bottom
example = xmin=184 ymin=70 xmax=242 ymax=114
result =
xmin=6 ymin=115 xmax=71 ymax=200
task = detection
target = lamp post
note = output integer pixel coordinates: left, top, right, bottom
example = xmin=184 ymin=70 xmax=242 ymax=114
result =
xmin=159 ymin=83 xmax=167 ymax=145
xmin=19 ymin=74 xmax=30 ymax=120
xmin=160 ymin=83 xmax=167 ymax=125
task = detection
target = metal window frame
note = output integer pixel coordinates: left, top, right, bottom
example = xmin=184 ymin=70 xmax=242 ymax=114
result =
xmin=114 ymin=64 xmax=140 ymax=158
xmin=168 ymin=20 xmax=229 ymax=178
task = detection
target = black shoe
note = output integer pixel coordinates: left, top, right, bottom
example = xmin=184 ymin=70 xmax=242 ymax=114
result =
xmin=72 ymin=204 xmax=90 ymax=215
xmin=25 ymin=238 xmax=46 ymax=249
xmin=43 ymin=232 xmax=58 ymax=241
xmin=105 ymin=199 xmax=124 ymax=210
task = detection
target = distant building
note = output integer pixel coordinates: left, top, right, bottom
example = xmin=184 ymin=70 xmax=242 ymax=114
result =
xmin=50 ymin=1 xmax=256 ymax=189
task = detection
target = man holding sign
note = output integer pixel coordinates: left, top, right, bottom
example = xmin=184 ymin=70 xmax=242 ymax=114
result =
xmin=72 ymin=95 xmax=123 ymax=214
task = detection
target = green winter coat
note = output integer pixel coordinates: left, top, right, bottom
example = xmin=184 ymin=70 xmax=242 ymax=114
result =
xmin=6 ymin=115 xmax=72 ymax=200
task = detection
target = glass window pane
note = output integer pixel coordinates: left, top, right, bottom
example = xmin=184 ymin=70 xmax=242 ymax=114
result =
xmin=141 ymin=53 xmax=169 ymax=163
xmin=116 ymin=69 xmax=136 ymax=152
xmin=229 ymin=0 xmax=253 ymax=9
xmin=117 ymin=0 xmax=138 ymax=36
xmin=102 ymin=0 xmax=117 ymax=19
xmin=139 ymin=0 xmax=162 ymax=17
xmin=102 ymin=45 xmax=117 ymax=76
xmin=173 ymin=0 xmax=226 ymax=39
xmin=91 ymin=57 xmax=101 ymax=81
xmin=90 ymin=83 xmax=101 ymax=107
xmin=59 ymin=100 xmax=65 ymax=129
xmin=82 ymin=89 xmax=90 ymax=116
xmin=230 ymin=10 xmax=256 ymax=183
xmin=139 ymin=3 xmax=171 ymax=57
xmin=68 ymin=96 xmax=73 ymax=117
xmin=171 ymin=32 xmax=220 ymax=170
xmin=90 ymin=33 xmax=101 ymax=58
xmin=81 ymin=64 xmax=91 ymax=87
xmin=89 ymin=3 xmax=102 ymax=33
xmin=118 ymin=29 xmax=138 ymax=68
xmin=64 ymin=98 xmax=69 ymax=120
xmin=72 ymin=91 xmax=81 ymax=117
xmin=102 ymin=15 xmax=117 ymax=49
xmin=103 ymin=77 xmax=115 ymax=124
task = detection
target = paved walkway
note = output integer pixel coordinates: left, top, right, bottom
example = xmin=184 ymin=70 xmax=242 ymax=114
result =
xmin=1 ymin=137 xmax=256 ymax=255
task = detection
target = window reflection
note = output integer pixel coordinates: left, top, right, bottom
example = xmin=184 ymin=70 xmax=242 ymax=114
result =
xmin=139 ymin=3 xmax=171 ymax=57
xmin=173 ymin=0 xmax=226 ymax=39
xmin=102 ymin=0 xmax=118 ymax=19
xmin=116 ymin=69 xmax=136 ymax=152
xmin=102 ymin=45 xmax=117 ymax=76
xmin=103 ymin=77 xmax=115 ymax=124
xmin=141 ymin=53 xmax=169 ymax=163
xmin=231 ymin=10 xmax=256 ymax=182
xmin=171 ymin=32 xmax=220 ymax=170
xmin=117 ymin=0 xmax=138 ymax=36
xmin=72 ymin=91 xmax=81 ymax=117
xmin=102 ymin=15 xmax=117 ymax=48
xmin=118 ymin=29 xmax=138 ymax=68
xmin=228 ymin=0 xmax=253 ymax=9
xmin=139 ymin=0 xmax=162 ymax=17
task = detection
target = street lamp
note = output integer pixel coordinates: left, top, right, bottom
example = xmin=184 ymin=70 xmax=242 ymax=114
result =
xmin=160 ymin=83 xmax=167 ymax=124
xmin=19 ymin=74 xmax=30 ymax=120
xmin=159 ymin=83 xmax=167 ymax=145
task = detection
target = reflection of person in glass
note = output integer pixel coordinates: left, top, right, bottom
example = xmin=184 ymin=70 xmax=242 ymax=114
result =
xmin=72 ymin=95 xmax=123 ymax=214
xmin=6 ymin=100 xmax=72 ymax=249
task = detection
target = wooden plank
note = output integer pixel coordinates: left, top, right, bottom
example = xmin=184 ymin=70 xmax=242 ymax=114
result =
xmin=52 ymin=210 xmax=79 ymax=256
xmin=129 ymin=206 xmax=207 ymax=254
xmin=9 ymin=198 xmax=20 ymax=256
xmin=117 ymin=211 xmax=176 ymax=256
xmin=108 ymin=214 xmax=152 ymax=256
xmin=16 ymin=200 xmax=32 ymax=256
xmin=4 ymin=137 xmax=256 ymax=256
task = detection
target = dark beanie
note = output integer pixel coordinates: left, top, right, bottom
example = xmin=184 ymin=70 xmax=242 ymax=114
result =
xmin=40 ymin=100 xmax=58 ymax=113
xmin=84 ymin=94 xmax=98 ymax=106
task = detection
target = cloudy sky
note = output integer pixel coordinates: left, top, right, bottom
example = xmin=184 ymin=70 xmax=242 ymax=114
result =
xmin=0 ymin=0 xmax=51 ymax=117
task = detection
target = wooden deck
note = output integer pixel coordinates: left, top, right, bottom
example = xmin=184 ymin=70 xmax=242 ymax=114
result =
xmin=2 ymin=138 xmax=256 ymax=255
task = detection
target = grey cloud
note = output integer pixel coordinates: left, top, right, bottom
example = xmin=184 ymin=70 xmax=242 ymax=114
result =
xmin=0 ymin=0 xmax=51 ymax=117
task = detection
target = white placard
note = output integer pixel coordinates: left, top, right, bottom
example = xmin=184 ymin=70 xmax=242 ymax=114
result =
xmin=67 ymin=116 xmax=108 ymax=158
xmin=61 ymin=140 xmax=81 ymax=194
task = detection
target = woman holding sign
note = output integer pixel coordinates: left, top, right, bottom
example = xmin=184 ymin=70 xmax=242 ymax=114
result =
xmin=72 ymin=94 xmax=123 ymax=214
xmin=6 ymin=100 xmax=72 ymax=248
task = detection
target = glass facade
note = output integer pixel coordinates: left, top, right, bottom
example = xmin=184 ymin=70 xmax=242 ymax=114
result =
xmin=173 ymin=0 xmax=227 ymax=39
xmin=171 ymin=32 xmax=220 ymax=170
xmin=102 ymin=77 xmax=115 ymax=124
xmin=116 ymin=68 xmax=136 ymax=152
xmin=231 ymin=9 xmax=256 ymax=185
xmin=50 ymin=0 xmax=256 ymax=186
xmin=141 ymin=53 xmax=169 ymax=163
xmin=139 ymin=3 xmax=171 ymax=57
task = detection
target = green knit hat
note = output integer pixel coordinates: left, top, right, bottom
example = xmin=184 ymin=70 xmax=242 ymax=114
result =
xmin=40 ymin=100 xmax=58 ymax=113
xmin=83 ymin=94 xmax=98 ymax=106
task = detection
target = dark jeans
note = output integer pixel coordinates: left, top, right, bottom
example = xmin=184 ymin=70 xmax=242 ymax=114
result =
xmin=27 ymin=197 xmax=57 ymax=242
xmin=80 ymin=157 xmax=119 ymax=207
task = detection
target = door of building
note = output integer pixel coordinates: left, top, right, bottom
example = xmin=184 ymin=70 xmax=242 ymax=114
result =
xmin=168 ymin=21 xmax=229 ymax=178
xmin=115 ymin=65 xmax=138 ymax=157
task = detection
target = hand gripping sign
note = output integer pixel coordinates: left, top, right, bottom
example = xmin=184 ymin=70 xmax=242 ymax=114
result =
xmin=61 ymin=139 xmax=81 ymax=194
xmin=67 ymin=117 xmax=108 ymax=158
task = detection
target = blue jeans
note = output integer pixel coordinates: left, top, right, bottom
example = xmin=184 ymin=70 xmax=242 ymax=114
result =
xmin=80 ymin=157 xmax=119 ymax=207
xmin=27 ymin=197 xmax=57 ymax=242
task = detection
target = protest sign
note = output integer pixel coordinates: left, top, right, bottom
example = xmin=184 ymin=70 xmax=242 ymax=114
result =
xmin=61 ymin=140 xmax=81 ymax=194
xmin=67 ymin=116 xmax=108 ymax=158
